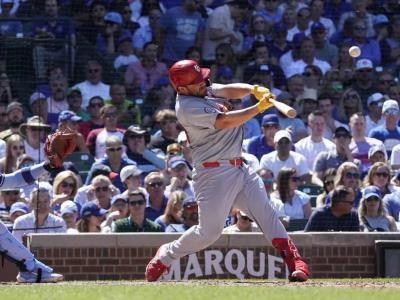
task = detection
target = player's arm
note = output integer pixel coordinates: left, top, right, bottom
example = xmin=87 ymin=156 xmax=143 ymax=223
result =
xmin=211 ymin=83 xmax=270 ymax=101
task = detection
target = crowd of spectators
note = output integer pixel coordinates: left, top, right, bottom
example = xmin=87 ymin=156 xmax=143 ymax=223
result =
xmin=0 ymin=0 xmax=400 ymax=238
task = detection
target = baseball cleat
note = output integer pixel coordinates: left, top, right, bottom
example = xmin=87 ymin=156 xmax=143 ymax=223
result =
xmin=145 ymin=245 xmax=169 ymax=282
xmin=17 ymin=271 xmax=64 ymax=283
xmin=289 ymin=270 xmax=309 ymax=282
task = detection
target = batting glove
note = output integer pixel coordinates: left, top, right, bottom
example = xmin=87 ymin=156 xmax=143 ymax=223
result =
xmin=256 ymin=93 xmax=274 ymax=112
xmin=251 ymin=85 xmax=271 ymax=101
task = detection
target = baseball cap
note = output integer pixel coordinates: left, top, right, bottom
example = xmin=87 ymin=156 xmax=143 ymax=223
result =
xmin=120 ymin=165 xmax=143 ymax=182
xmin=373 ymin=14 xmax=389 ymax=26
xmin=168 ymin=156 xmax=188 ymax=169
xmin=80 ymin=202 xmax=107 ymax=218
xmin=168 ymin=60 xmax=210 ymax=90
xmin=262 ymin=114 xmax=279 ymax=126
xmin=183 ymin=196 xmax=197 ymax=208
xmin=382 ymin=99 xmax=399 ymax=115
xmin=58 ymin=110 xmax=82 ymax=123
xmin=334 ymin=126 xmax=351 ymax=138
xmin=125 ymin=125 xmax=146 ymax=136
xmin=311 ymin=21 xmax=326 ymax=33
xmin=111 ymin=194 xmax=128 ymax=206
xmin=368 ymin=144 xmax=387 ymax=160
xmin=217 ymin=66 xmax=233 ymax=79
xmin=356 ymin=59 xmax=373 ymax=70
xmin=9 ymin=202 xmax=29 ymax=215
xmin=104 ymin=12 xmax=122 ymax=24
xmin=367 ymin=93 xmax=385 ymax=106
xmin=60 ymin=200 xmax=79 ymax=217
xmin=29 ymin=92 xmax=46 ymax=105
xmin=363 ymin=186 xmax=381 ymax=199
xmin=67 ymin=88 xmax=82 ymax=98
xmin=273 ymin=130 xmax=292 ymax=143
xmin=1 ymin=0 xmax=14 ymax=4
xmin=6 ymin=101 xmax=23 ymax=114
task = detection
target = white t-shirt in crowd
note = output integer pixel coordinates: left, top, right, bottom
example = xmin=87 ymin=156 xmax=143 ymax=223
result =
xmin=0 ymin=139 xmax=5 ymax=158
xmin=391 ymin=144 xmax=400 ymax=167
xmin=284 ymin=58 xmax=331 ymax=78
xmin=95 ymin=129 xmax=124 ymax=159
xmin=365 ymin=115 xmax=384 ymax=136
xmin=47 ymin=97 xmax=69 ymax=114
xmin=260 ymin=151 xmax=310 ymax=180
xmin=24 ymin=140 xmax=45 ymax=163
xmin=270 ymin=190 xmax=310 ymax=220
xmin=295 ymin=136 xmax=336 ymax=169
xmin=73 ymin=80 xmax=110 ymax=108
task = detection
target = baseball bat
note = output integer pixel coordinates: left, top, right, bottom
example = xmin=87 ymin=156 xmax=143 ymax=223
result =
xmin=269 ymin=98 xmax=297 ymax=118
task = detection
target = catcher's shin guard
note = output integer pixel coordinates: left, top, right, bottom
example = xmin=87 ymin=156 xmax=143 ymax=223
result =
xmin=0 ymin=222 xmax=53 ymax=275
xmin=272 ymin=238 xmax=309 ymax=282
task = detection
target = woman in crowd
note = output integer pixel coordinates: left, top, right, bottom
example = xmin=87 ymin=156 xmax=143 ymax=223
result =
xmin=336 ymin=88 xmax=363 ymax=124
xmin=257 ymin=168 xmax=275 ymax=197
xmin=51 ymin=171 xmax=80 ymax=214
xmin=358 ymin=186 xmax=397 ymax=232
xmin=154 ymin=190 xmax=185 ymax=231
xmin=243 ymin=14 xmax=271 ymax=53
xmin=0 ymin=134 xmax=25 ymax=174
xmin=77 ymin=202 xmax=107 ymax=233
xmin=303 ymin=65 xmax=323 ymax=90
xmin=363 ymin=162 xmax=398 ymax=198
xmin=270 ymin=168 xmax=312 ymax=220
xmin=316 ymin=168 xmax=337 ymax=207
xmin=210 ymin=43 xmax=242 ymax=82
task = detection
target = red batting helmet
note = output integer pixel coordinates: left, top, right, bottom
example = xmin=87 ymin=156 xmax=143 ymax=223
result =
xmin=168 ymin=60 xmax=210 ymax=91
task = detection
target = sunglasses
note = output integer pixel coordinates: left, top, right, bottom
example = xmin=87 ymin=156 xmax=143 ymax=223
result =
xmin=61 ymin=182 xmax=75 ymax=188
xmin=148 ymin=181 xmax=163 ymax=188
xmin=107 ymin=146 xmax=122 ymax=152
xmin=375 ymin=172 xmax=389 ymax=178
xmin=12 ymin=145 xmax=24 ymax=150
xmin=104 ymin=112 xmax=117 ymax=118
xmin=345 ymin=172 xmax=360 ymax=179
xmin=4 ymin=191 xmax=19 ymax=195
xmin=129 ymin=200 xmax=145 ymax=206
xmin=262 ymin=178 xmax=274 ymax=183
xmin=95 ymin=186 xmax=109 ymax=192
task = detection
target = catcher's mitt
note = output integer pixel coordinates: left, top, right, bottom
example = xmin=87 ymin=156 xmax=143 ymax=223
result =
xmin=44 ymin=127 xmax=77 ymax=168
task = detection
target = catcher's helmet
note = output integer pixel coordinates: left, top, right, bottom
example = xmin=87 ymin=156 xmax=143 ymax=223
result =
xmin=168 ymin=60 xmax=210 ymax=91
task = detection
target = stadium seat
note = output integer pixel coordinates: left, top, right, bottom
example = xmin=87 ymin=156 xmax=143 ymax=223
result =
xmin=287 ymin=218 xmax=308 ymax=232
xmin=298 ymin=184 xmax=323 ymax=207
xmin=64 ymin=152 xmax=95 ymax=180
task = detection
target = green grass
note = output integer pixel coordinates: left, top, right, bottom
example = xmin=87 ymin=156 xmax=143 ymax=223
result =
xmin=0 ymin=280 xmax=399 ymax=300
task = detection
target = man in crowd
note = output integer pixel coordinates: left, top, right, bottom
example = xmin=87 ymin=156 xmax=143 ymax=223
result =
xmin=148 ymin=109 xmax=180 ymax=153
xmin=144 ymin=171 xmax=168 ymax=221
xmin=0 ymin=102 xmax=25 ymax=141
xmin=165 ymin=156 xmax=194 ymax=198
xmin=365 ymin=93 xmax=385 ymax=135
xmin=19 ymin=116 xmax=51 ymax=162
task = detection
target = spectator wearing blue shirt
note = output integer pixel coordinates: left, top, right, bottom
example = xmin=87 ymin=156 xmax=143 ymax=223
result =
xmin=246 ymin=114 xmax=279 ymax=161
xmin=0 ymin=0 xmax=23 ymax=37
xmin=369 ymin=100 xmax=400 ymax=157
xmin=383 ymin=190 xmax=400 ymax=222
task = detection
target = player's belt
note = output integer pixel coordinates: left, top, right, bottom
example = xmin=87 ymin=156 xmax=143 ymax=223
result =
xmin=201 ymin=158 xmax=243 ymax=168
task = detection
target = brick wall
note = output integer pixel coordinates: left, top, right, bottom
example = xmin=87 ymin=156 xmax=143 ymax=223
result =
xmin=15 ymin=233 xmax=398 ymax=280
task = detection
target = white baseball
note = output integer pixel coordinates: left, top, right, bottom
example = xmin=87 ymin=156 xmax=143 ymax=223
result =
xmin=349 ymin=46 xmax=361 ymax=58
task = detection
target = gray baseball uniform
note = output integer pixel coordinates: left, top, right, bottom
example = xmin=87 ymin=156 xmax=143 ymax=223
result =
xmin=159 ymin=93 xmax=288 ymax=266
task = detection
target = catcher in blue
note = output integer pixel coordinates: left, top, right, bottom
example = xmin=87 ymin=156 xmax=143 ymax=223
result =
xmin=145 ymin=60 xmax=310 ymax=282
xmin=0 ymin=128 xmax=76 ymax=283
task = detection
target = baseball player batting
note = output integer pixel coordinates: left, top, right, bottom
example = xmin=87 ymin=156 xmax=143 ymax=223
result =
xmin=145 ymin=60 xmax=310 ymax=282
xmin=0 ymin=128 xmax=75 ymax=283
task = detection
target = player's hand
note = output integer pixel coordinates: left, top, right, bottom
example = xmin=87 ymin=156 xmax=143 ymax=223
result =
xmin=256 ymin=93 xmax=274 ymax=112
xmin=251 ymin=85 xmax=271 ymax=101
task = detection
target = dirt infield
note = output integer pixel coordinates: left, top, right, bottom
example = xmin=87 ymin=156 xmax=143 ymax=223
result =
xmin=3 ymin=279 xmax=400 ymax=288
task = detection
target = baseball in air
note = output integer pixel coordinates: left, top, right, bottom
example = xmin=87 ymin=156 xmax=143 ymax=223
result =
xmin=349 ymin=46 xmax=361 ymax=58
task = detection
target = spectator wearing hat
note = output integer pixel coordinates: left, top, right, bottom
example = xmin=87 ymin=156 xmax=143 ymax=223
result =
xmin=372 ymin=14 xmax=390 ymax=42
xmin=60 ymin=200 xmax=79 ymax=234
xmin=369 ymin=100 xmax=400 ymax=156
xmin=0 ymin=101 xmax=24 ymax=141
xmin=349 ymin=113 xmax=384 ymax=175
xmin=72 ymin=60 xmax=110 ymax=109
xmin=351 ymin=59 xmax=376 ymax=108
xmin=113 ymin=33 xmax=139 ymax=70
xmin=295 ymin=110 xmax=335 ymax=170
xmin=309 ymin=0 xmax=336 ymax=38
xmin=166 ymin=196 xmax=198 ymax=232
xmin=78 ymin=96 xmax=105 ymax=140
xmin=120 ymin=165 xmax=147 ymax=197
xmin=13 ymin=185 xmax=66 ymax=242
xmin=144 ymin=171 xmax=168 ymax=221
xmin=310 ymin=21 xmax=338 ymax=66
xmin=86 ymin=136 xmax=136 ymax=193
xmin=112 ymin=189 xmax=162 ymax=232
xmin=125 ymin=41 xmax=168 ymax=97
xmin=304 ymin=185 xmax=360 ymax=232
xmin=77 ymin=202 xmax=107 ymax=233
xmin=365 ymin=93 xmax=385 ymax=135
xmin=19 ymin=116 xmax=51 ymax=163
xmin=29 ymin=92 xmax=50 ymax=126
xmin=368 ymin=144 xmax=388 ymax=166
xmin=313 ymin=126 xmax=357 ymax=180
xmin=101 ymin=194 xmax=129 ymax=232
xmin=9 ymin=202 xmax=29 ymax=224
xmin=165 ymin=156 xmax=194 ymax=198
xmin=0 ymin=187 xmax=21 ymax=215
xmin=359 ymin=185 xmax=397 ymax=232
xmin=86 ymin=104 xmax=125 ymax=159
xmin=57 ymin=110 xmax=89 ymax=154
xmin=246 ymin=114 xmax=280 ymax=161
xmin=66 ymin=88 xmax=90 ymax=121
xmin=159 ymin=0 xmax=205 ymax=65
xmin=260 ymin=130 xmax=310 ymax=183
xmin=123 ymin=125 xmax=165 ymax=173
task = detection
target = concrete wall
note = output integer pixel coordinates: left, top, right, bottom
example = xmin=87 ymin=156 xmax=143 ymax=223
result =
xmin=17 ymin=232 xmax=399 ymax=281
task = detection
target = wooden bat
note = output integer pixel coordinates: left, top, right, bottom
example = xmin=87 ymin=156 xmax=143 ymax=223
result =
xmin=269 ymin=98 xmax=297 ymax=118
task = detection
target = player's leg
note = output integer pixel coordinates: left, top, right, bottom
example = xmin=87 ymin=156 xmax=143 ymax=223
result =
xmin=145 ymin=167 xmax=243 ymax=281
xmin=0 ymin=220 xmax=63 ymax=283
xmin=234 ymin=166 xmax=309 ymax=281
